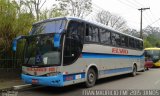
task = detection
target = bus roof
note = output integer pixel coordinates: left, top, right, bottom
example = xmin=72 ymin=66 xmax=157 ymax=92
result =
xmin=33 ymin=17 xmax=142 ymax=41
xmin=144 ymin=47 xmax=160 ymax=50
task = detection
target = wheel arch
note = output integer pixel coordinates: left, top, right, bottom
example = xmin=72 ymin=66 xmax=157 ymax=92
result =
xmin=86 ymin=64 xmax=99 ymax=80
xmin=133 ymin=63 xmax=137 ymax=70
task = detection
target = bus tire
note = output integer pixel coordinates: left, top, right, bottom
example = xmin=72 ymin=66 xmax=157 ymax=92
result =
xmin=85 ymin=68 xmax=96 ymax=88
xmin=141 ymin=67 xmax=145 ymax=72
xmin=131 ymin=65 xmax=137 ymax=77
xmin=141 ymin=69 xmax=145 ymax=72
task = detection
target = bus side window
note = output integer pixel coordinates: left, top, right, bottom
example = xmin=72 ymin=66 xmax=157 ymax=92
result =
xmin=125 ymin=36 xmax=129 ymax=47
xmin=129 ymin=37 xmax=135 ymax=49
xmin=115 ymin=33 xmax=121 ymax=46
xmin=100 ymin=29 xmax=111 ymax=45
xmin=121 ymin=35 xmax=128 ymax=47
xmin=92 ymin=27 xmax=99 ymax=42
xmin=111 ymin=32 xmax=116 ymax=46
xmin=85 ymin=24 xmax=99 ymax=43
xmin=135 ymin=40 xmax=142 ymax=50
xmin=111 ymin=32 xmax=120 ymax=46
xmin=140 ymin=41 xmax=143 ymax=50
xmin=78 ymin=23 xmax=84 ymax=43
xmin=121 ymin=35 xmax=125 ymax=47
xmin=85 ymin=24 xmax=92 ymax=41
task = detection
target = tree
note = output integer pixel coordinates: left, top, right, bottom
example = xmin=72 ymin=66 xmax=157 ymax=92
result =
xmin=95 ymin=10 xmax=127 ymax=31
xmin=0 ymin=0 xmax=34 ymax=60
xmin=56 ymin=0 xmax=92 ymax=18
xmin=144 ymin=39 xmax=152 ymax=48
xmin=21 ymin=0 xmax=46 ymax=21
xmin=49 ymin=4 xmax=68 ymax=18
xmin=143 ymin=26 xmax=160 ymax=34
xmin=39 ymin=5 xmax=68 ymax=20
xmin=143 ymin=26 xmax=160 ymax=38
xmin=0 ymin=0 xmax=17 ymax=57
xmin=142 ymin=26 xmax=160 ymax=47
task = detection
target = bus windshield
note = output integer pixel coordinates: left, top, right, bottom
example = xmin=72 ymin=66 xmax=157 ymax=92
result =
xmin=145 ymin=50 xmax=160 ymax=62
xmin=30 ymin=19 xmax=66 ymax=35
xmin=24 ymin=33 xmax=61 ymax=66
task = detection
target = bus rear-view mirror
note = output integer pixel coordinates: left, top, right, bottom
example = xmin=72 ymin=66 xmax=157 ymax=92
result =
xmin=12 ymin=36 xmax=24 ymax=52
xmin=54 ymin=34 xmax=61 ymax=48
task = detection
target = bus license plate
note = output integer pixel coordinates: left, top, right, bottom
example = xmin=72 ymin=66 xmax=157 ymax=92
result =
xmin=32 ymin=79 xmax=38 ymax=84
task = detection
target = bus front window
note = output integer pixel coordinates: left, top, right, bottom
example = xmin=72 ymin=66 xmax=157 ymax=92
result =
xmin=30 ymin=20 xmax=66 ymax=35
xmin=152 ymin=50 xmax=160 ymax=63
xmin=24 ymin=34 xmax=61 ymax=66
xmin=145 ymin=50 xmax=160 ymax=63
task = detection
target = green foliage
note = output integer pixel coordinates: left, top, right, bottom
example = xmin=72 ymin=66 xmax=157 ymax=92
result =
xmin=143 ymin=26 xmax=160 ymax=48
xmin=0 ymin=0 xmax=17 ymax=58
xmin=0 ymin=0 xmax=34 ymax=59
xmin=0 ymin=0 xmax=75 ymax=60
xmin=144 ymin=34 xmax=160 ymax=48
xmin=144 ymin=39 xmax=152 ymax=48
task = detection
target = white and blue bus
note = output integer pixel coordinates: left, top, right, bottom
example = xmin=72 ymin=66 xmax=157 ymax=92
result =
xmin=12 ymin=17 xmax=144 ymax=87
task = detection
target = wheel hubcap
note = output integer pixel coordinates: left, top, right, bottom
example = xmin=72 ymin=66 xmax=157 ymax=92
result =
xmin=88 ymin=73 xmax=94 ymax=83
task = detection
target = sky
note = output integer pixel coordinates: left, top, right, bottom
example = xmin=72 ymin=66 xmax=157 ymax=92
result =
xmin=45 ymin=0 xmax=160 ymax=31
xmin=91 ymin=0 xmax=160 ymax=31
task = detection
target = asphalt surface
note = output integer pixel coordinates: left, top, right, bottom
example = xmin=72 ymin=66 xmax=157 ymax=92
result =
xmin=16 ymin=68 xmax=160 ymax=96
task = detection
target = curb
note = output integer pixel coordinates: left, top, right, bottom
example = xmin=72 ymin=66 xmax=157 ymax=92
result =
xmin=13 ymin=84 xmax=32 ymax=90
xmin=0 ymin=87 xmax=13 ymax=91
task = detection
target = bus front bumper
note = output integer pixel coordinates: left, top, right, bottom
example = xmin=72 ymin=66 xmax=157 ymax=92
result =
xmin=21 ymin=74 xmax=64 ymax=87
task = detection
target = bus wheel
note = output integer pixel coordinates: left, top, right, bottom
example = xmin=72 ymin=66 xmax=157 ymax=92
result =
xmin=85 ymin=68 xmax=96 ymax=88
xmin=141 ymin=67 xmax=145 ymax=72
xmin=131 ymin=65 xmax=137 ymax=77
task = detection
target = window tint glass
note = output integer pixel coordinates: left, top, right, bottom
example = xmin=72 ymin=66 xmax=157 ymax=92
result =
xmin=24 ymin=34 xmax=61 ymax=65
xmin=139 ymin=41 xmax=143 ymax=50
xmin=92 ymin=27 xmax=99 ymax=42
xmin=67 ymin=21 xmax=78 ymax=37
xmin=31 ymin=20 xmax=66 ymax=35
xmin=129 ymin=38 xmax=135 ymax=48
xmin=121 ymin=35 xmax=125 ymax=47
xmin=67 ymin=21 xmax=84 ymax=42
xmin=85 ymin=24 xmax=99 ymax=42
xmin=135 ymin=40 xmax=140 ymax=49
xmin=100 ymin=29 xmax=111 ymax=44
xmin=111 ymin=32 xmax=121 ymax=46
xmin=121 ymin=35 xmax=128 ymax=47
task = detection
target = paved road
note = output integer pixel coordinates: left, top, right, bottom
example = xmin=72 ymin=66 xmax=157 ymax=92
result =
xmin=17 ymin=68 xmax=160 ymax=96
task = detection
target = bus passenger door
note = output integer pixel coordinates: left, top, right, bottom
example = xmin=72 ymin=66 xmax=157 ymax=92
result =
xmin=63 ymin=20 xmax=84 ymax=68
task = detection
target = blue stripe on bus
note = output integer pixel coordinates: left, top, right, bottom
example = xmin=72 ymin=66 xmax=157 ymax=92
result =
xmin=82 ymin=52 xmax=144 ymax=58
xmin=99 ymin=67 xmax=132 ymax=75
xmin=63 ymin=72 xmax=85 ymax=82
xmin=63 ymin=67 xmax=132 ymax=82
